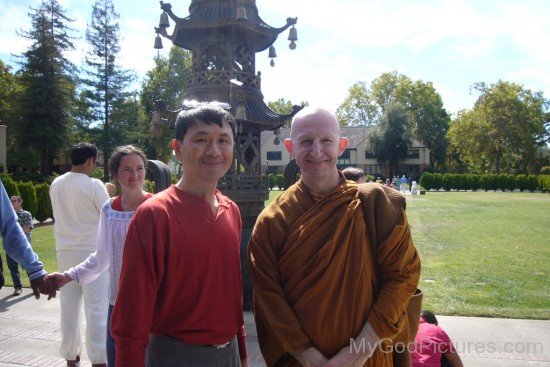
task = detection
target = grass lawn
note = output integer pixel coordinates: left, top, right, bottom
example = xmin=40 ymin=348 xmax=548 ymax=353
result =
xmin=2 ymin=190 xmax=548 ymax=319
xmin=265 ymin=189 xmax=550 ymax=319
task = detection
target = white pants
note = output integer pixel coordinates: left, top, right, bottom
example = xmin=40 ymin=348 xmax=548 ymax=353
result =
xmin=57 ymin=250 xmax=109 ymax=364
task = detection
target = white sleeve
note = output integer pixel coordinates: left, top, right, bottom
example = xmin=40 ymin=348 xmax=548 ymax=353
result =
xmin=92 ymin=179 xmax=110 ymax=212
xmin=66 ymin=204 xmax=110 ymax=284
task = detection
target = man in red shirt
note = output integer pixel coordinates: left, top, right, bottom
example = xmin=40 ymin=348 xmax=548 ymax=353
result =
xmin=111 ymin=104 xmax=248 ymax=367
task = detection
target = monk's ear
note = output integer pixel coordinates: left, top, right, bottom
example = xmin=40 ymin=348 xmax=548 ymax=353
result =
xmin=338 ymin=137 xmax=349 ymax=156
xmin=284 ymin=138 xmax=295 ymax=157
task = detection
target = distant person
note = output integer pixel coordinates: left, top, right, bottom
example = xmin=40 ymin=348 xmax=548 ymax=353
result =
xmin=411 ymin=180 xmax=418 ymax=195
xmin=0 ymin=178 xmax=55 ymax=299
xmin=342 ymin=166 xmax=366 ymax=183
xmin=6 ymin=195 xmax=34 ymax=296
xmin=412 ymin=310 xmax=463 ymax=367
xmin=111 ymin=104 xmax=248 ymax=367
xmin=50 ymin=142 xmax=110 ymax=367
xmin=400 ymin=174 xmax=408 ymax=192
xmin=48 ymin=145 xmax=153 ymax=367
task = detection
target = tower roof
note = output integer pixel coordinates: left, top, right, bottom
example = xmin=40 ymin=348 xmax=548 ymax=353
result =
xmin=162 ymin=0 xmax=296 ymax=51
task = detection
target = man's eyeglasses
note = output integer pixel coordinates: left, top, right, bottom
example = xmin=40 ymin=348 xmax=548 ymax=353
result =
xmin=182 ymin=99 xmax=230 ymax=111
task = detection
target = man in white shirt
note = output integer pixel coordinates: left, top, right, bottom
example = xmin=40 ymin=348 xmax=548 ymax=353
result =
xmin=50 ymin=142 xmax=109 ymax=367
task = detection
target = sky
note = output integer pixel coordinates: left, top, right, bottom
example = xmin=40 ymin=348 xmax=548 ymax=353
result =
xmin=1 ymin=0 xmax=549 ymax=116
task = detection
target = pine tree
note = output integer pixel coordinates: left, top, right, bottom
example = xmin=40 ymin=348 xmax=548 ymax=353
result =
xmin=16 ymin=0 xmax=77 ymax=175
xmin=81 ymin=0 xmax=134 ymax=182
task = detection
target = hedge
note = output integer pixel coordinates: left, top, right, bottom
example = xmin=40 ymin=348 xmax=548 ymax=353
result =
xmin=17 ymin=181 xmax=38 ymax=218
xmin=420 ymin=172 xmax=547 ymax=192
xmin=34 ymin=183 xmax=53 ymax=222
xmin=2 ymin=176 xmax=20 ymax=197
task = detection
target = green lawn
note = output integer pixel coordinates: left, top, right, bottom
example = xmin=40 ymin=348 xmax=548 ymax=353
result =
xmin=265 ymin=189 xmax=550 ymax=319
xmin=2 ymin=190 xmax=549 ymax=319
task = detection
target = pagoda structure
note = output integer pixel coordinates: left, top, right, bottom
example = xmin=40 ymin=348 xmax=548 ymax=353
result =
xmin=153 ymin=0 xmax=302 ymax=228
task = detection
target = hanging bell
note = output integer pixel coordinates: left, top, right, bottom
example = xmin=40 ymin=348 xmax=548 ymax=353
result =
xmin=154 ymin=34 xmax=163 ymax=49
xmin=268 ymin=46 xmax=277 ymax=59
xmin=159 ymin=11 xmax=170 ymax=28
xmin=236 ymin=6 xmax=248 ymax=21
xmin=288 ymin=26 xmax=298 ymax=50
xmin=288 ymin=26 xmax=298 ymax=42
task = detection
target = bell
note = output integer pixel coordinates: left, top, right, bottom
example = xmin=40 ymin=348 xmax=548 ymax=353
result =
xmin=236 ymin=6 xmax=248 ymax=21
xmin=288 ymin=26 xmax=298 ymax=41
xmin=235 ymin=105 xmax=247 ymax=120
xmin=154 ymin=34 xmax=163 ymax=49
xmin=268 ymin=46 xmax=277 ymax=58
xmin=159 ymin=12 xmax=170 ymax=28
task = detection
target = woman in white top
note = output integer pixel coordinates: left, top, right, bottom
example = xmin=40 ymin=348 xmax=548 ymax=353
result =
xmin=49 ymin=145 xmax=153 ymax=367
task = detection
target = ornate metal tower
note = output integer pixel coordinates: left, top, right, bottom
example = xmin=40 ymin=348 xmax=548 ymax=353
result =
xmin=152 ymin=0 xmax=302 ymax=228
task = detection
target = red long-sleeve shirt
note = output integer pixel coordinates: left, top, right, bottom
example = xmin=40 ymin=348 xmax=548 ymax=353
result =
xmin=111 ymin=186 xmax=246 ymax=366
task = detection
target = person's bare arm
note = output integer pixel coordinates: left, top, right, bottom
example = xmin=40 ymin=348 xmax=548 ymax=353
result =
xmin=444 ymin=350 xmax=464 ymax=367
xmin=290 ymin=347 xmax=328 ymax=367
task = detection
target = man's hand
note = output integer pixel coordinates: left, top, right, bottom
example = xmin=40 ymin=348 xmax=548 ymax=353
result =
xmin=323 ymin=346 xmax=370 ymax=367
xmin=290 ymin=347 xmax=328 ymax=367
xmin=46 ymin=272 xmax=72 ymax=290
xmin=324 ymin=321 xmax=380 ymax=367
xmin=30 ymin=275 xmax=57 ymax=300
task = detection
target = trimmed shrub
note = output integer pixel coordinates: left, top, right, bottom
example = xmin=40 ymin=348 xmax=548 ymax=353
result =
xmin=9 ymin=172 xmax=47 ymax=184
xmin=17 ymin=181 xmax=38 ymax=218
xmin=2 ymin=176 xmax=20 ymax=197
xmin=268 ymin=174 xmax=276 ymax=190
xmin=526 ymin=175 xmax=539 ymax=192
xmin=540 ymin=175 xmax=550 ymax=192
xmin=441 ymin=174 xmax=453 ymax=191
xmin=275 ymin=174 xmax=284 ymax=190
xmin=34 ymin=183 xmax=52 ymax=222
xmin=420 ymin=172 xmax=433 ymax=191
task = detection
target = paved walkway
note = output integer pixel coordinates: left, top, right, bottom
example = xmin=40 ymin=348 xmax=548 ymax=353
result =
xmin=0 ymin=287 xmax=548 ymax=366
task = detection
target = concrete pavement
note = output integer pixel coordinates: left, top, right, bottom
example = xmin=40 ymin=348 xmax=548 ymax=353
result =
xmin=0 ymin=286 xmax=549 ymax=366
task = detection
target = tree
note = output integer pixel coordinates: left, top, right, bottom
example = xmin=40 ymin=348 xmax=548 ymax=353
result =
xmin=81 ymin=0 xmax=134 ymax=181
xmin=268 ymin=98 xmax=308 ymax=115
xmin=447 ymin=81 xmax=549 ymax=174
xmin=16 ymin=0 xmax=77 ymax=175
xmin=337 ymin=71 xmax=450 ymax=167
xmin=337 ymin=82 xmax=378 ymax=127
xmin=140 ymin=46 xmax=192 ymax=162
xmin=0 ymin=61 xmax=24 ymax=171
xmin=367 ymin=102 xmax=412 ymax=178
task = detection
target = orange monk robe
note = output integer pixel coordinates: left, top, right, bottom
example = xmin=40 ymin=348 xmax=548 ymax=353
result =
xmin=248 ymin=179 xmax=420 ymax=367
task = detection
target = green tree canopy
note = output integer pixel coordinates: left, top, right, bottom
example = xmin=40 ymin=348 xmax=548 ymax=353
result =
xmin=337 ymin=71 xmax=450 ymax=167
xmin=140 ymin=46 xmax=192 ymax=162
xmin=81 ymin=0 xmax=135 ymax=181
xmin=16 ymin=0 xmax=77 ymax=174
xmin=447 ymin=80 xmax=549 ymax=174
xmin=367 ymin=102 xmax=413 ymax=178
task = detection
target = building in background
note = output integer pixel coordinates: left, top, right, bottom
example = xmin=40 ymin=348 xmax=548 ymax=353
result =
xmin=261 ymin=126 xmax=430 ymax=179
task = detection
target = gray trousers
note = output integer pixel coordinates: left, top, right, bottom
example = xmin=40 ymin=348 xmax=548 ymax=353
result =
xmin=146 ymin=334 xmax=241 ymax=367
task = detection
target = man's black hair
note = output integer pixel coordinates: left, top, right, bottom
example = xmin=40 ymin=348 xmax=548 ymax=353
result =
xmin=420 ymin=310 xmax=439 ymax=326
xmin=71 ymin=142 xmax=98 ymax=166
xmin=174 ymin=105 xmax=237 ymax=142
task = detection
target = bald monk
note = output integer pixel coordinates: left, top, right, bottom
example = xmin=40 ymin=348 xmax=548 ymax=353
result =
xmin=248 ymin=107 xmax=420 ymax=367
